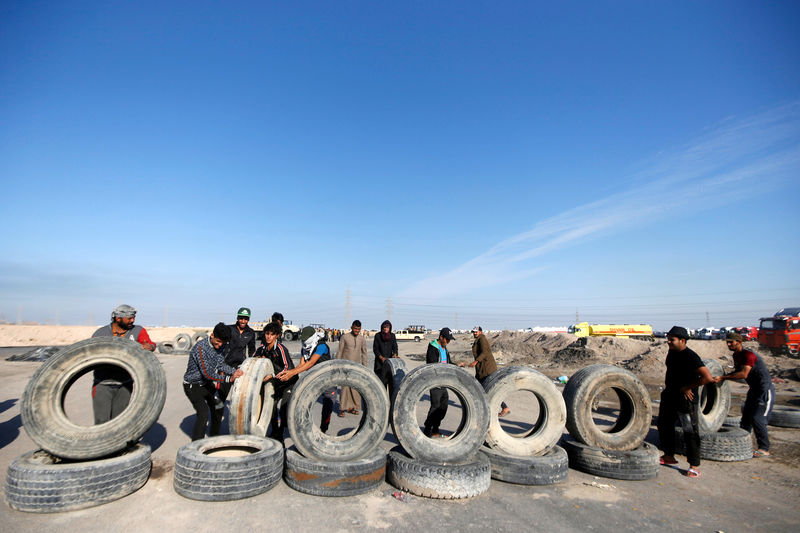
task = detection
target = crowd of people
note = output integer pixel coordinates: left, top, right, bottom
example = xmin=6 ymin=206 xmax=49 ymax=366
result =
xmin=92 ymin=304 xmax=776 ymax=476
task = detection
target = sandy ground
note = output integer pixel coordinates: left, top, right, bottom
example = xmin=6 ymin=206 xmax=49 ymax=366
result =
xmin=0 ymin=325 xmax=209 ymax=346
xmin=1 ymin=328 xmax=799 ymax=532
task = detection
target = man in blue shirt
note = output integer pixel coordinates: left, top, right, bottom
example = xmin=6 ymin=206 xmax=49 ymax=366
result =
xmin=423 ymin=327 xmax=456 ymax=438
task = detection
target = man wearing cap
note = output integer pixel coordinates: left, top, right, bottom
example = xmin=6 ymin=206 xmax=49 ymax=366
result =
xmin=183 ymin=323 xmax=243 ymax=441
xmin=276 ymin=327 xmax=335 ymax=433
xmin=337 ymin=320 xmax=368 ymax=416
xmin=423 ymin=327 xmax=456 ymax=438
xmin=656 ymin=326 xmax=715 ymax=478
xmin=460 ymin=326 xmax=509 ymax=417
xmin=716 ymin=332 xmax=774 ymax=457
xmin=90 ymin=304 xmax=156 ymax=424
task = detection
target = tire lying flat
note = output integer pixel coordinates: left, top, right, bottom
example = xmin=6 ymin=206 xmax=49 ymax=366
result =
xmin=391 ymin=364 xmax=490 ymax=463
xmin=173 ymin=435 xmax=283 ymax=501
xmin=769 ymin=405 xmax=800 ymax=428
xmin=21 ymin=337 xmax=167 ymax=460
xmin=480 ymin=445 xmax=568 ymax=485
xmin=696 ymin=359 xmax=730 ymax=433
xmin=482 ymin=366 xmax=566 ymax=456
xmin=288 ymin=360 xmax=389 ymax=462
xmin=561 ymin=436 xmax=660 ymax=481
xmin=229 ymin=358 xmax=275 ymax=437
xmin=284 ymin=447 xmax=386 ymax=497
xmin=6 ymin=444 xmax=151 ymax=513
xmin=673 ymin=426 xmax=753 ymax=461
xmin=386 ymin=448 xmax=490 ymax=499
xmin=563 ymin=364 xmax=652 ymax=451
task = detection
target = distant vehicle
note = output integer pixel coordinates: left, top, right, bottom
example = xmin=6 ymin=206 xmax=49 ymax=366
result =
xmin=251 ymin=319 xmax=300 ymax=341
xmin=569 ymin=322 xmax=653 ymax=338
xmin=758 ymin=314 xmax=800 ymax=356
xmin=775 ymin=307 xmax=800 ymax=317
xmin=407 ymin=325 xmax=426 ymax=334
xmin=395 ymin=329 xmax=425 ymax=342
xmin=734 ymin=326 xmax=758 ymax=341
xmin=694 ymin=327 xmax=723 ymax=340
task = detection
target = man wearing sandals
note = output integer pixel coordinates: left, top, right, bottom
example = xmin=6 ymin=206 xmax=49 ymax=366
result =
xmin=716 ymin=332 xmax=774 ymax=458
xmin=656 ymin=326 xmax=714 ymax=478
xmin=424 ymin=327 xmax=456 ymax=438
xmin=460 ymin=326 xmax=509 ymax=417
xmin=337 ymin=320 xmax=367 ymax=417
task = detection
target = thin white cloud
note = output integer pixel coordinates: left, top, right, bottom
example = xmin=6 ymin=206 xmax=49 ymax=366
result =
xmin=400 ymin=102 xmax=800 ymax=300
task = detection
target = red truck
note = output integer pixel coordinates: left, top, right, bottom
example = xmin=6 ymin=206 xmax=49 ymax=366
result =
xmin=757 ymin=308 xmax=800 ymax=356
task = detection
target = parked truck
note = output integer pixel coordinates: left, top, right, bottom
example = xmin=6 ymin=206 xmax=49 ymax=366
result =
xmin=569 ymin=322 xmax=653 ymax=338
xmin=757 ymin=308 xmax=800 ymax=356
xmin=251 ymin=319 xmax=301 ymax=341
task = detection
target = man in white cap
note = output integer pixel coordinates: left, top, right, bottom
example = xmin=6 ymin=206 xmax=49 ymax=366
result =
xmin=90 ymin=304 xmax=155 ymax=424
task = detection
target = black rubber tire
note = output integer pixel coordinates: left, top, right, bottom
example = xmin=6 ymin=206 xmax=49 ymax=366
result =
xmin=769 ymin=405 xmax=800 ymax=428
xmin=283 ymin=331 xmax=294 ymax=341
xmin=391 ymin=364 xmax=490 ymax=463
xmin=284 ymin=447 xmax=386 ymax=497
xmin=673 ymin=426 xmax=753 ymax=461
xmin=5 ymin=444 xmax=151 ymax=513
xmin=696 ymin=359 xmax=730 ymax=433
xmin=191 ymin=331 xmax=207 ymax=346
xmin=482 ymin=366 xmax=566 ymax=456
xmin=384 ymin=357 xmax=408 ymax=411
xmin=480 ymin=445 xmax=568 ymax=485
xmin=157 ymin=342 xmax=174 ymax=354
xmin=20 ymin=337 xmax=167 ymax=460
xmin=229 ymin=358 xmax=275 ymax=437
xmin=173 ymin=435 xmax=283 ymax=501
xmin=386 ymin=448 xmax=491 ymax=499
xmin=288 ymin=360 xmax=389 ymax=462
xmin=724 ymin=415 xmax=742 ymax=426
xmin=563 ymin=364 xmax=652 ymax=451
xmin=173 ymin=333 xmax=192 ymax=351
xmin=414 ymin=336 xmax=421 ymax=342
xmin=560 ymin=436 xmax=660 ymax=481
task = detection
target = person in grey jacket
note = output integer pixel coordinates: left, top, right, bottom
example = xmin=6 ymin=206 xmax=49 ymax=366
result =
xmin=183 ymin=323 xmax=243 ymax=441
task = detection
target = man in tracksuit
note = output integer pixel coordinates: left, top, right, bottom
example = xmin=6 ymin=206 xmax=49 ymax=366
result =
xmin=91 ymin=304 xmax=156 ymax=424
xmin=423 ymin=327 xmax=456 ymax=438
xmin=255 ymin=321 xmax=297 ymax=442
xmin=716 ymin=332 xmax=775 ymax=457
xmin=182 ymin=323 xmax=243 ymax=441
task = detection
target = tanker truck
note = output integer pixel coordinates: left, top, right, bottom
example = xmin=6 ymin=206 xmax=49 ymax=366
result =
xmin=569 ymin=322 xmax=653 ymax=338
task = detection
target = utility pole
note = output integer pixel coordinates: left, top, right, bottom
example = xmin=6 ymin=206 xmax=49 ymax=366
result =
xmin=387 ymin=297 xmax=392 ymax=321
xmin=345 ymin=287 xmax=351 ymax=327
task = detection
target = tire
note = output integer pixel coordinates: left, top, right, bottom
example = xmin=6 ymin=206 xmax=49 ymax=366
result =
xmin=769 ymin=405 xmax=800 ymax=428
xmin=385 ymin=357 xmax=408 ymax=410
xmin=191 ymin=332 xmax=207 ymax=346
xmin=724 ymin=416 xmax=741 ymax=427
xmin=414 ymin=336 xmax=421 ymax=342
xmin=20 ymin=337 xmax=168 ymax=460
xmin=391 ymin=364 xmax=490 ymax=463
xmin=173 ymin=333 xmax=192 ymax=351
xmin=386 ymin=448 xmax=490 ymax=499
xmin=173 ymin=435 xmax=283 ymax=501
xmin=288 ymin=360 xmax=389 ymax=462
xmin=229 ymin=358 xmax=275 ymax=437
xmin=673 ymin=426 xmax=753 ymax=461
xmin=157 ymin=342 xmax=174 ymax=354
xmin=5 ymin=444 xmax=151 ymax=513
xmin=283 ymin=331 xmax=294 ymax=341
xmin=562 ymin=364 xmax=652 ymax=451
xmin=480 ymin=445 xmax=568 ymax=485
xmin=284 ymin=447 xmax=386 ymax=497
xmin=696 ymin=359 xmax=730 ymax=433
xmin=560 ymin=436 xmax=660 ymax=481
xmin=483 ymin=366 xmax=566 ymax=456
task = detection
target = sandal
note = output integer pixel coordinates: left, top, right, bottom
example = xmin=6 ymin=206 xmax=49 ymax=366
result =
xmin=349 ymin=409 xmax=360 ymax=415
xmin=659 ymin=456 xmax=678 ymax=465
xmin=338 ymin=412 xmax=346 ymax=417
xmin=686 ymin=468 xmax=700 ymax=478
xmin=753 ymin=450 xmax=771 ymax=457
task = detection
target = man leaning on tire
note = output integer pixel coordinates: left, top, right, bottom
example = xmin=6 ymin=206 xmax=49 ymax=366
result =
xmin=91 ymin=304 xmax=156 ymax=424
xmin=656 ymin=326 xmax=714 ymax=478
xmin=424 ymin=327 xmax=456 ymax=438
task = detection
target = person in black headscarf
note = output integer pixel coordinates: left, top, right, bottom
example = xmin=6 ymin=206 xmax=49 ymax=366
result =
xmin=373 ymin=320 xmax=399 ymax=390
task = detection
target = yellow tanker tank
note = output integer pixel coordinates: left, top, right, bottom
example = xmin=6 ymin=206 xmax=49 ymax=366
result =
xmin=571 ymin=322 xmax=653 ymax=338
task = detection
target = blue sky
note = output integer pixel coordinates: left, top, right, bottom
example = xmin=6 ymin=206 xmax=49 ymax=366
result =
xmin=1 ymin=1 xmax=798 ymax=331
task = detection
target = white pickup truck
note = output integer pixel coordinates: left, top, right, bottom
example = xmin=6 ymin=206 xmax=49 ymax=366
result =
xmin=395 ymin=329 xmax=425 ymax=342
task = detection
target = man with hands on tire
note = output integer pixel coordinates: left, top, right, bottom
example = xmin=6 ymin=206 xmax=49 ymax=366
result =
xmin=424 ymin=327 xmax=456 ymax=438
xmin=373 ymin=320 xmax=399 ymax=391
xmin=254 ymin=321 xmax=298 ymax=441
xmin=716 ymin=331 xmax=774 ymax=458
xmin=460 ymin=326 xmax=510 ymax=417
xmin=91 ymin=304 xmax=156 ymax=424
xmin=656 ymin=326 xmax=714 ymax=478
xmin=182 ymin=323 xmax=244 ymax=441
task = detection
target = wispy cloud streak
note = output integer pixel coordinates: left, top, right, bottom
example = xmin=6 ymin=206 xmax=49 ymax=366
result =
xmin=400 ymin=102 xmax=800 ymax=300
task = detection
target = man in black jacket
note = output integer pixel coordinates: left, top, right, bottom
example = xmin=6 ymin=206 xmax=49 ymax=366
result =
xmin=255 ymin=321 xmax=297 ymax=442
xmin=217 ymin=307 xmax=256 ymax=408
xmin=373 ymin=320 xmax=399 ymax=390
xmin=423 ymin=327 xmax=456 ymax=438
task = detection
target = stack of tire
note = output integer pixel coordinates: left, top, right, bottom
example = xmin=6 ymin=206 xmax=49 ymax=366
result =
xmin=479 ymin=366 xmax=569 ymax=486
xmin=561 ymin=365 xmax=660 ymax=480
xmin=173 ymin=357 xmax=284 ymax=501
xmin=158 ymin=332 xmax=204 ymax=354
xmin=769 ymin=405 xmax=800 ymax=428
xmin=283 ymin=360 xmax=390 ymax=497
xmin=673 ymin=359 xmax=752 ymax=462
xmin=6 ymin=338 xmax=167 ymax=512
xmin=387 ymin=364 xmax=492 ymax=499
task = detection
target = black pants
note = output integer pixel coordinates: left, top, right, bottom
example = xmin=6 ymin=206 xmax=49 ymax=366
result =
xmin=424 ymin=387 xmax=449 ymax=434
xmin=477 ymin=375 xmax=507 ymax=410
xmin=320 ymin=389 xmax=335 ymax=433
xmin=184 ymin=382 xmax=222 ymax=441
xmin=92 ymin=382 xmax=132 ymax=424
xmin=741 ymin=383 xmax=774 ymax=451
xmin=657 ymin=390 xmax=701 ymax=467
xmin=268 ymin=386 xmax=292 ymax=441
